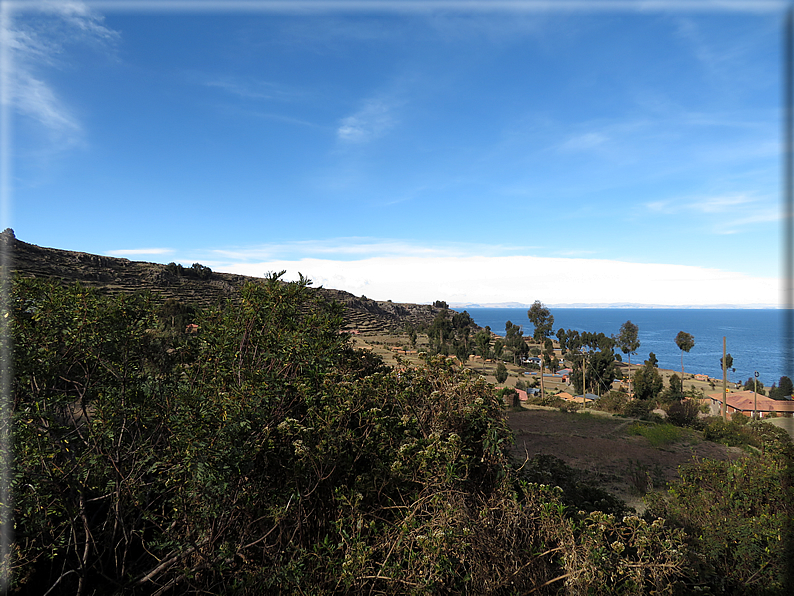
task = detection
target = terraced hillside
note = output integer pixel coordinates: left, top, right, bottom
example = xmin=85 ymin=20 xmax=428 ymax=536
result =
xmin=3 ymin=230 xmax=449 ymax=334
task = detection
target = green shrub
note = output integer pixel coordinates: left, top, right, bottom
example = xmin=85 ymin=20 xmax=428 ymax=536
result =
xmin=495 ymin=361 xmax=508 ymax=383
xmin=520 ymin=454 xmax=630 ymax=516
xmin=497 ymin=386 xmax=519 ymax=408
xmin=628 ymin=423 xmax=682 ymax=447
xmin=525 ymin=394 xmax=565 ymax=408
xmin=645 ymin=453 xmax=792 ymax=592
xmin=665 ymin=399 xmax=702 ymax=428
xmin=702 ymin=417 xmax=752 ymax=448
xmin=594 ymin=390 xmax=628 ymax=414
xmin=626 ymin=459 xmax=665 ymax=495
xmin=11 ymin=276 xmax=694 ymax=594
xmin=623 ymin=398 xmax=653 ymax=419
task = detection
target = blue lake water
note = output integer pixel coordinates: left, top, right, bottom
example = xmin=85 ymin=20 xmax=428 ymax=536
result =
xmin=463 ymin=308 xmax=788 ymax=388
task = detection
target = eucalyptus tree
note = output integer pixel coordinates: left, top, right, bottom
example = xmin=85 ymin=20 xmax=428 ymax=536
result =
xmin=474 ymin=329 xmax=491 ymax=372
xmin=527 ymin=301 xmax=554 ymax=399
xmin=556 ymin=328 xmax=568 ymax=353
xmin=674 ymin=331 xmax=695 ymax=381
xmin=615 ymin=320 xmax=640 ymax=396
xmin=493 ymin=339 xmax=504 ymax=360
xmin=720 ymin=353 xmax=735 ymax=384
xmin=505 ymin=321 xmax=528 ymax=364
xmin=633 ymin=359 xmax=664 ymax=401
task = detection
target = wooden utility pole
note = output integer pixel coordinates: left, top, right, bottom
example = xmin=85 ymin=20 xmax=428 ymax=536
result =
xmin=722 ymin=336 xmax=728 ymax=421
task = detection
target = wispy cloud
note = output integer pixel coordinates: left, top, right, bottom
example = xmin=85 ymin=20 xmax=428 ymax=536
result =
xmin=107 ymin=248 xmax=174 ymax=256
xmin=558 ymin=131 xmax=609 ymax=152
xmin=202 ymin=75 xmax=303 ymax=102
xmin=48 ymin=1 xmax=120 ymax=44
xmin=672 ymin=15 xmax=777 ymax=90
xmin=10 ymin=72 xmax=80 ymax=134
xmin=647 ymin=193 xmax=759 ymax=215
xmin=212 ymin=238 xmax=530 ymax=261
xmin=645 ymin=192 xmax=779 ymax=235
xmin=337 ymin=97 xmax=400 ymax=143
xmin=2 ymin=1 xmax=119 ymax=148
xmin=196 ymin=74 xmax=323 ymax=127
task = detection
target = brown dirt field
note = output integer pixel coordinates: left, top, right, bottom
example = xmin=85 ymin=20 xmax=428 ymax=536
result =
xmin=507 ymin=407 xmax=746 ymax=513
xmin=350 ymin=330 xmax=748 ymax=513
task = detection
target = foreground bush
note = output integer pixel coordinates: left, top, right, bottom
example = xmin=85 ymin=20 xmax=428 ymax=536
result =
xmin=645 ymin=451 xmax=794 ymax=594
xmin=6 ymin=276 xmax=768 ymax=594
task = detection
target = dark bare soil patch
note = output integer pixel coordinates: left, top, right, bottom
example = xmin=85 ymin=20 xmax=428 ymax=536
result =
xmin=507 ymin=407 xmax=746 ymax=513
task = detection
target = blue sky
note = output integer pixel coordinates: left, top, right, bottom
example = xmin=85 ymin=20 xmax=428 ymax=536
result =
xmin=2 ymin=0 xmax=788 ymax=306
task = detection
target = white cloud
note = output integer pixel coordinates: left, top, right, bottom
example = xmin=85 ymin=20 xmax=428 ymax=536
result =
xmin=2 ymin=1 xmax=119 ymax=146
xmin=10 ymin=72 xmax=80 ymax=133
xmin=209 ymin=254 xmax=779 ymax=307
xmin=47 ymin=1 xmax=120 ymax=43
xmin=337 ymin=98 xmax=398 ymax=143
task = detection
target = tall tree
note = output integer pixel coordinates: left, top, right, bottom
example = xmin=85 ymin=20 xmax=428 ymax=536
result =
xmin=527 ymin=301 xmax=554 ymax=399
xmin=780 ymin=375 xmax=793 ymax=398
xmin=633 ymin=361 xmax=664 ymax=401
xmin=770 ymin=376 xmax=794 ymax=400
xmin=453 ymin=338 xmax=468 ymax=365
xmin=560 ymin=328 xmax=581 ymax=358
xmin=615 ymin=321 xmax=640 ymax=396
xmin=674 ymin=331 xmax=695 ymax=380
xmin=495 ymin=362 xmax=508 ymax=384
xmin=428 ymin=311 xmax=453 ymax=354
xmin=666 ymin=374 xmax=684 ymax=401
xmin=571 ymin=348 xmax=618 ymax=396
xmin=505 ymin=321 xmax=528 ymax=364
xmin=719 ymin=354 xmax=735 ymax=384
xmin=744 ymin=377 xmax=766 ymax=395
xmin=474 ymin=329 xmax=491 ymax=372
xmin=556 ymin=328 xmax=568 ymax=353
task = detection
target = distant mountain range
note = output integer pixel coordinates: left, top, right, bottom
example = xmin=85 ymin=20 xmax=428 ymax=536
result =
xmin=451 ymin=302 xmax=780 ymax=310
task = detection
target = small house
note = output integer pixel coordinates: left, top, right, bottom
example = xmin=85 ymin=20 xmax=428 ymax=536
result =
xmin=707 ymin=391 xmax=794 ymax=418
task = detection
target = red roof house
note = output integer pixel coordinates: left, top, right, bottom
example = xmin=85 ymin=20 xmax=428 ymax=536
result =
xmin=707 ymin=391 xmax=794 ymax=418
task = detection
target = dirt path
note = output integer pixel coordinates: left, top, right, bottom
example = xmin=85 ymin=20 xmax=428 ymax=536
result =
xmin=507 ymin=407 xmax=745 ymax=513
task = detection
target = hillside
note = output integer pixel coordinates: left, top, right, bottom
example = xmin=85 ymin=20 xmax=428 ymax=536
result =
xmin=2 ymin=229 xmax=447 ymax=334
